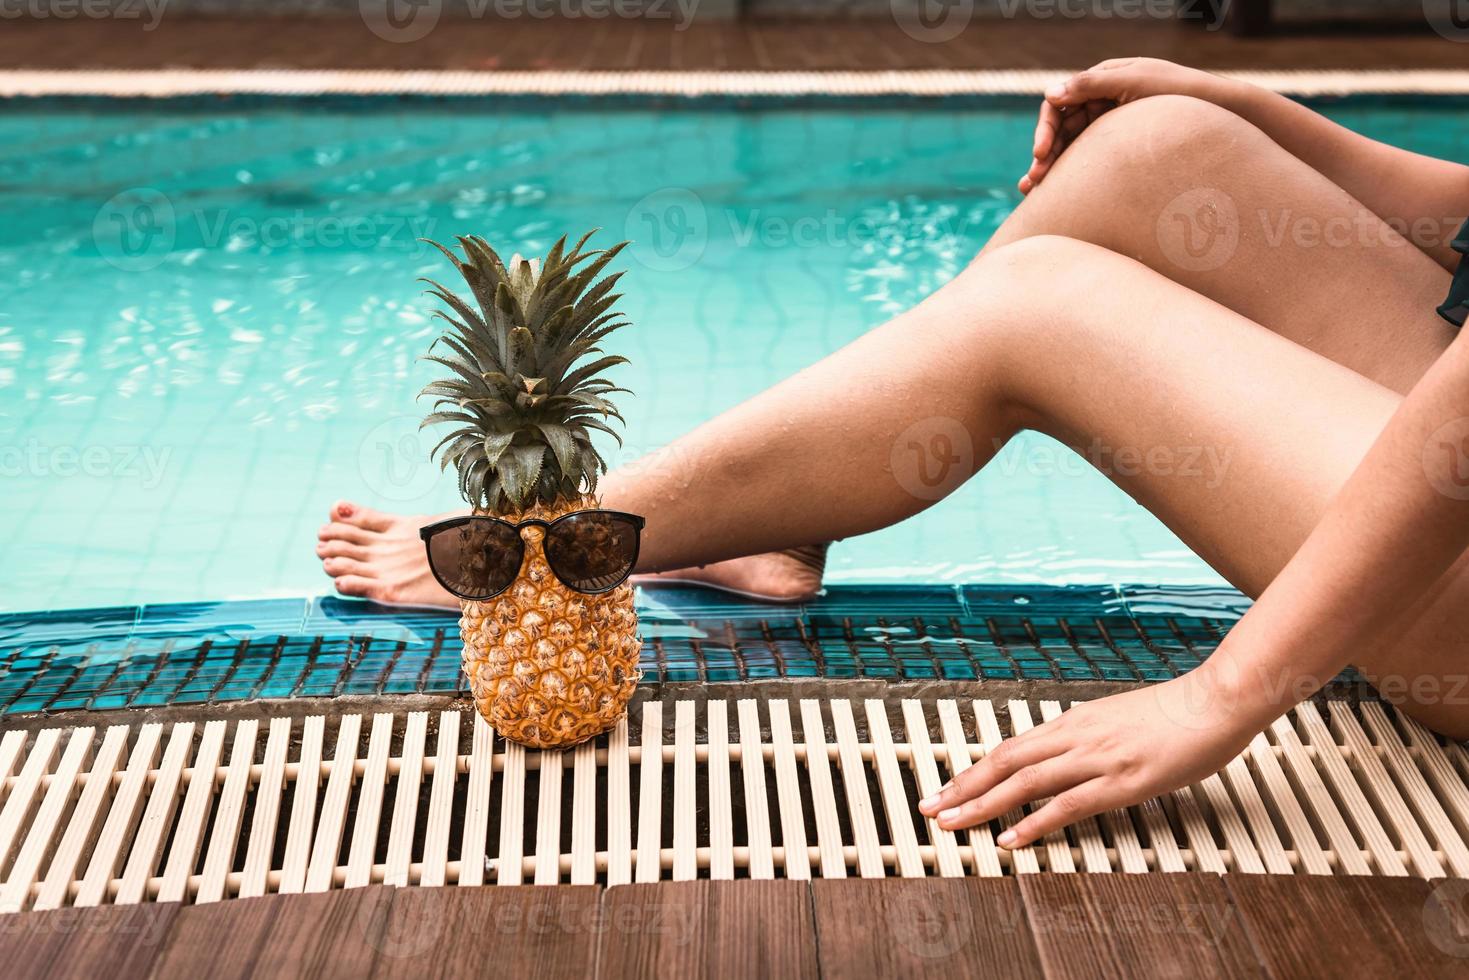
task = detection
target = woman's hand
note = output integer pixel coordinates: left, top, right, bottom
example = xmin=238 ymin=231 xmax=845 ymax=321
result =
xmin=1022 ymin=58 xmax=1242 ymax=195
xmin=918 ymin=666 xmax=1268 ymax=848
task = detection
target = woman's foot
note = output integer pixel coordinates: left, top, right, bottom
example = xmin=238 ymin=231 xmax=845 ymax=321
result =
xmin=632 ymin=544 xmax=829 ymax=604
xmin=318 ymin=501 xmax=829 ymax=607
xmin=317 ymin=500 xmax=460 ymax=608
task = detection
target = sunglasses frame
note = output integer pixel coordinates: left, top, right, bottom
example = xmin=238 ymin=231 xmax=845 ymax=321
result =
xmin=419 ymin=509 xmax=646 ymax=601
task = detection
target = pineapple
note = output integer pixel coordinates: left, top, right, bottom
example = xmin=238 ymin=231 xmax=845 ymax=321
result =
xmin=419 ymin=231 xmax=641 ymax=748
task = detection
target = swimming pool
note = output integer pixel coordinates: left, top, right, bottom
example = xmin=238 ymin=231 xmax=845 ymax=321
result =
xmin=3 ymin=96 xmax=1466 ymax=612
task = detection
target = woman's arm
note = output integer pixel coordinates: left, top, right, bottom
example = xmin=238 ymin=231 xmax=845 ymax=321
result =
xmin=920 ymin=328 xmax=1469 ymax=846
xmin=1027 ymin=58 xmax=1469 ymax=272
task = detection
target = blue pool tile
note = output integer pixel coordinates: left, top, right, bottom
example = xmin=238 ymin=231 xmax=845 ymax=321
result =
xmin=135 ymin=598 xmax=309 ymax=642
xmin=0 ymin=605 xmax=140 ymax=647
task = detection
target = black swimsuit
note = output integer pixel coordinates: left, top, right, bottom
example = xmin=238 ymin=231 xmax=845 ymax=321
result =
xmin=1440 ymin=218 xmax=1469 ymax=328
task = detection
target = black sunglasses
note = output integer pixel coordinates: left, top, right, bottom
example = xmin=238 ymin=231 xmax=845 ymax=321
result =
xmin=419 ymin=510 xmax=645 ymax=601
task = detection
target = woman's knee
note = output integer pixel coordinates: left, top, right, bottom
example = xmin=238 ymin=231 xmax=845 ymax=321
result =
xmin=1056 ymin=94 xmax=1261 ymax=182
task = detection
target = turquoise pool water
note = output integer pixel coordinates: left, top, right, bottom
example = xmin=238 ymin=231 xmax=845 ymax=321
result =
xmin=2 ymin=97 xmax=1465 ymax=613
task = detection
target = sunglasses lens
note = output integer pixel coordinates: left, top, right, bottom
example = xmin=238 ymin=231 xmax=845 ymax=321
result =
xmin=426 ymin=520 xmax=524 ymax=600
xmin=543 ymin=512 xmax=640 ymax=593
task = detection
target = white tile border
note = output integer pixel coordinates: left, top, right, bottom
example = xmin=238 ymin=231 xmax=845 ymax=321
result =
xmin=2 ymin=68 xmax=1469 ymax=97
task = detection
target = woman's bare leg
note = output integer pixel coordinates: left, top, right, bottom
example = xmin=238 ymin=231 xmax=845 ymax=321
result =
xmin=983 ymin=94 xmax=1460 ymax=396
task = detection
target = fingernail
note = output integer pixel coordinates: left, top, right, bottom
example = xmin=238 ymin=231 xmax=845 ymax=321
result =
xmin=997 ymin=830 xmax=1018 ymax=848
xmin=939 ymin=807 xmax=961 ymax=824
xmin=919 ymin=795 xmax=939 ymax=811
xmin=339 ymin=504 xmax=354 ymax=517
xmin=1045 ymin=82 xmax=1067 ymax=99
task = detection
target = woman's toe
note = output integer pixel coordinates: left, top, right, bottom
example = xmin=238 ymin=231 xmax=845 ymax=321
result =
xmin=317 ymin=540 xmax=369 ymax=560
xmin=333 ymin=574 xmax=375 ymax=598
xmin=323 ymin=556 xmax=372 ymax=577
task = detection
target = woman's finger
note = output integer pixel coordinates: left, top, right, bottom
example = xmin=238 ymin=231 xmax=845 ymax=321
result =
xmin=996 ymin=777 xmax=1112 ymax=849
xmin=919 ymin=726 xmax=1067 ymax=816
xmin=1033 ymin=100 xmax=1063 ymax=159
xmin=935 ymin=754 xmax=1098 ymax=832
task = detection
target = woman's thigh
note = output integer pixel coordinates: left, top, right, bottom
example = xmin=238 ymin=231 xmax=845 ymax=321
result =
xmin=975 ymin=236 xmax=1466 ymax=735
xmin=984 ymin=95 xmax=1457 ymax=396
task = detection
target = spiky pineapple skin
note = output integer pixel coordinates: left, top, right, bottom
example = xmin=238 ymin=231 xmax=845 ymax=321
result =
xmin=460 ymin=497 xmax=640 ymax=749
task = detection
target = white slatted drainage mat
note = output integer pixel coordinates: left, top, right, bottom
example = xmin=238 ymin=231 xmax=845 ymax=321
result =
xmin=1 ymin=697 xmax=1467 ymax=912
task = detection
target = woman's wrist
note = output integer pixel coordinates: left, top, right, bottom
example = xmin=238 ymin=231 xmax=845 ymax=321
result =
xmin=1189 ymin=640 xmax=1304 ymax=730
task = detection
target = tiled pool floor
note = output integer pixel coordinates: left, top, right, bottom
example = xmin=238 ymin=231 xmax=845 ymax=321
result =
xmin=0 ymin=583 xmax=1318 ymax=717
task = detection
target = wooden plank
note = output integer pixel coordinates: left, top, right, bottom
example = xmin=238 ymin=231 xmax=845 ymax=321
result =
xmin=33 ymin=725 xmax=128 ymax=910
xmin=599 ymin=880 xmax=817 ymax=978
xmin=158 ymin=719 xmax=227 ymax=904
xmin=0 ymin=726 xmax=94 ymax=912
xmin=830 ymin=699 xmax=885 ymax=878
xmin=240 ymin=717 xmax=293 ymax=898
xmin=1293 ymin=702 xmax=1405 ymax=876
xmin=0 ymin=727 xmax=61 ymax=882
xmin=306 ymin=714 xmax=362 ymax=893
xmin=798 ymin=698 xmax=847 ymax=879
xmin=383 ymin=884 xmax=601 ymax=977
xmin=1246 ymin=728 xmax=1331 ymax=875
xmin=419 ymin=711 xmax=460 ymax=888
xmin=533 ymin=747 xmax=564 ymax=886
xmin=344 ymin=712 xmax=394 ymax=890
xmin=766 ymin=699 xmax=810 ymax=881
xmin=1020 ymin=872 xmax=1260 ymax=979
xmin=1038 ymin=701 xmax=1111 ymax=872
xmin=278 ymin=715 xmax=325 ymax=895
xmin=973 ymin=701 xmax=1040 ymax=874
xmin=383 ymin=710 xmax=428 ymax=887
xmin=705 ymin=700 xmax=734 ymax=880
xmin=737 ymin=699 xmax=775 ymax=880
xmin=812 ymin=878 xmax=1043 ymax=979
xmin=242 ymin=887 xmax=391 ymax=977
xmin=672 ymin=700 xmax=698 ymax=882
xmin=497 ymin=740 xmax=528 ymax=886
xmin=633 ymin=701 xmax=663 ymax=884
xmin=569 ymin=741 xmax=598 ymax=886
xmin=864 ymin=700 xmax=924 ymax=878
xmin=900 ymin=700 xmax=964 ymax=878
xmin=0 ymin=902 xmax=179 ymax=980
xmin=76 ymin=722 xmax=162 ymax=906
xmin=1357 ymin=703 xmax=1469 ymax=876
xmin=117 ymin=722 xmax=194 ymax=905
xmin=1195 ymin=775 xmax=1265 ymax=874
xmin=196 ymin=718 xmax=259 ymax=903
xmin=935 ymin=699 xmax=1002 ymax=877
xmin=458 ymin=713 xmax=494 ymax=887
xmin=1269 ymin=714 xmax=1369 ymax=874
xmin=605 ymin=714 xmax=633 ymax=886
xmin=1227 ymin=873 xmax=1466 ymax=977
xmin=1328 ymin=701 xmax=1442 ymax=878
xmin=147 ymin=892 xmax=282 ymax=977
xmin=1220 ymin=754 xmax=1294 ymax=875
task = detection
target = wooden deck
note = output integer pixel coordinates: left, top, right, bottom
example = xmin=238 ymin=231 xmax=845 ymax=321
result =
xmin=3 ymin=875 xmax=1466 ymax=979
xmin=1 ymin=18 xmax=1464 ymax=72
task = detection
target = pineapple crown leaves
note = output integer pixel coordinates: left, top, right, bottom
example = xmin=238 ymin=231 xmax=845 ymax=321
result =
xmin=417 ymin=231 xmax=633 ymax=513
